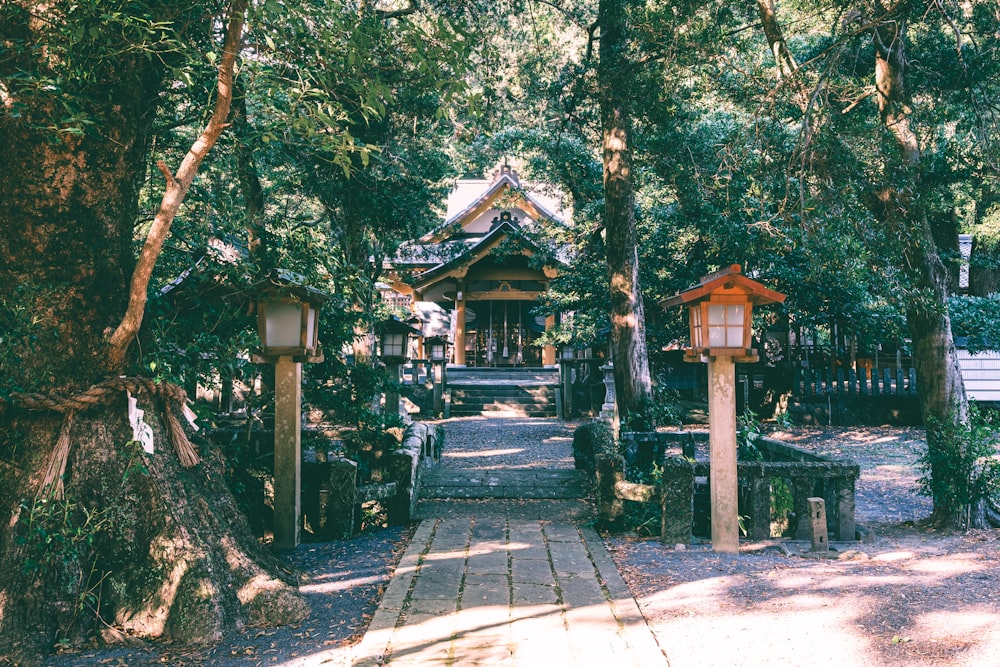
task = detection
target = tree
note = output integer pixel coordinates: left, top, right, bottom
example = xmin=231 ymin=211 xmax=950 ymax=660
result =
xmin=598 ymin=0 xmax=654 ymax=423
xmin=0 ymin=2 xmax=311 ymax=661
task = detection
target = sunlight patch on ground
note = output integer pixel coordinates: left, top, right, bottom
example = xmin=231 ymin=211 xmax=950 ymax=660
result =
xmin=774 ymin=573 xmax=914 ymax=590
xmin=423 ymin=549 xmax=469 ymax=561
xmin=913 ymin=610 xmax=1000 ymax=637
xmin=647 ymin=607 xmax=867 ymax=667
xmin=299 ymin=574 xmax=385 ymax=594
xmin=872 ymin=550 xmax=916 ymax=562
xmin=907 ymin=555 xmax=987 ymax=575
xmin=639 ymin=576 xmax=740 ymax=612
xmin=443 ymin=448 xmax=527 ymax=458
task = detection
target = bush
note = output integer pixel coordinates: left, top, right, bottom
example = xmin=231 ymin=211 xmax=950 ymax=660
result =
xmin=919 ymin=406 xmax=1000 ymax=528
xmin=572 ymin=420 xmax=615 ymax=474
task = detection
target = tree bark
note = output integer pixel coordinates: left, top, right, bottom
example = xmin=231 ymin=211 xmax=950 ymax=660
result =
xmin=598 ymin=0 xmax=654 ymax=424
xmin=870 ymin=5 xmax=970 ymax=525
xmin=0 ymin=3 xmax=307 ymax=662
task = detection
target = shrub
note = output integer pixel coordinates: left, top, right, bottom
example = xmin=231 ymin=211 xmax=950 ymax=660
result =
xmin=572 ymin=420 xmax=615 ymax=474
xmin=919 ymin=406 xmax=1000 ymax=528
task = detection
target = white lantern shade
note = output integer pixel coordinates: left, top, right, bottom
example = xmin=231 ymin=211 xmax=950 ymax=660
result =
xmin=707 ymin=303 xmax=746 ymax=348
xmin=382 ymin=331 xmax=407 ymax=358
xmin=264 ymin=301 xmax=304 ymax=349
xmin=253 ymin=269 xmax=328 ymax=361
xmin=429 ymin=340 xmax=447 ymax=361
xmin=662 ymin=265 xmax=784 ymax=362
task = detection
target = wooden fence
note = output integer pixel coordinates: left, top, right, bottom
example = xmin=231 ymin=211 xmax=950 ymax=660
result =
xmin=792 ymin=366 xmax=917 ymax=398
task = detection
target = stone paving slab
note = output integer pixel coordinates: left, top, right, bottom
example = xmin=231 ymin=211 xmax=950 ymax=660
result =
xmin=350 ymin=516 xmax=667 ymax=666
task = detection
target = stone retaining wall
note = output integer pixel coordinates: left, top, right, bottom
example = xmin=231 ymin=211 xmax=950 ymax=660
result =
xmin=303 ymin=421 xmax=440 ymax=539
xmin=586 ymin=430 xmax=860 ymax=545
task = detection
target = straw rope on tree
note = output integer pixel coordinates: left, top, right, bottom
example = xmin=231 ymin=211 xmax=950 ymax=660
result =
xmin=0 ymin=377 xmax=201 ymax=499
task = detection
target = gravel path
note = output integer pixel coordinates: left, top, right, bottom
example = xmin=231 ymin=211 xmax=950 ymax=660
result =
xmin=608 ymin=425 xmax=1000 ymax=667
xmin=431 ymin=415 xmax=579 ymax=470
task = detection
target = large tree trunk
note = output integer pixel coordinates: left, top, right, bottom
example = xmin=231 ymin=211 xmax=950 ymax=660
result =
xmin=0 ymin=3 xmax=306 ymax=663
xmin=870 ymin=7 xmax=970 ymax=526
xmin=598 ymin=0 xmax=654 ymax=425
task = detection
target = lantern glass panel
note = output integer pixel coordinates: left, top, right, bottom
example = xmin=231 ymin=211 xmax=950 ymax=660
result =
xmin=265 ymin=301 xmax=304 ymax=349
xmin=430 ymin=342 xmax=446 ymax=361
xmin=707 ymin=303 xmax=745 ymax=348
xmin=306 ymin=306 xmax=318 ymax=349
xmin=383 ymin=332 xmax=406 ymax=357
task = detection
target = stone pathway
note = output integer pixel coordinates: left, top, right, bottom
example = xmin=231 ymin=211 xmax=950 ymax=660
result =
xmin=350 ymin=417 xmax=668 ymax=666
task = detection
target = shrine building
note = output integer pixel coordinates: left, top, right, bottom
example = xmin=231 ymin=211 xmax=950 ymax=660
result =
xmin=390 ymin=165 xmax=569 ymax=367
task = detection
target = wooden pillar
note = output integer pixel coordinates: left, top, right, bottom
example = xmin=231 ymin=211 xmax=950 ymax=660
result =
xmin=708 ymin=355 xmax=739 ymax=553
xmin=454 ymin=287 xmax=467 ymax=366
xmin=542 ymin=314 xmax=556 ymax=366
xmin=273 ymin=356 xmax=302 ymax=550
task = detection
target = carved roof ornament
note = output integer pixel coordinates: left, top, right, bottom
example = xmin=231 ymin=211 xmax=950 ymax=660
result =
xmin=491 ymin=162 xmax=520 ymax=186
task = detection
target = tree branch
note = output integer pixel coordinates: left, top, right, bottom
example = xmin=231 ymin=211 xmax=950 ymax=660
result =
xmin=106 ymin=0 xmax=249 ymax=371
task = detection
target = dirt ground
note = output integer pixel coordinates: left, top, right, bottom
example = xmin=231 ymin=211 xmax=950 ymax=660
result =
xmin=36 ymin=424 xmax=1000 ymax=667
xmin=606 ymin=427 xmax=1000 ymax=667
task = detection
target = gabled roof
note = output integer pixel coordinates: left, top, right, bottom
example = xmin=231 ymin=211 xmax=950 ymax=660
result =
xmin=417 ymin=172 xmax=564 ymax=244
xmin=659 ymin=264 xmax=786 ymax=309
xmin=410 ymin=220 xmax=560 ymax=292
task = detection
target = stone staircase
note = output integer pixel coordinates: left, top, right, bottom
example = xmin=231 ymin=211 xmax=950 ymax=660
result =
xmin=446 ymin=367 xmax=559 ymax=418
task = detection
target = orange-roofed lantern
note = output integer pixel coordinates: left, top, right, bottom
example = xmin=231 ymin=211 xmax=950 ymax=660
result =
xmin=660 ymin=264 xmax=785 ymax=363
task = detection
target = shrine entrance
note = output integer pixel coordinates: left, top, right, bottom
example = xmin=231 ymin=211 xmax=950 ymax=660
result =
xmin=464 ymin=299 xmax=546 ymax=367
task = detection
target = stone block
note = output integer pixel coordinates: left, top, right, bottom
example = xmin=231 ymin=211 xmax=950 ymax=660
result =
xmin=660 ymin=456 xmax=694 ymax=545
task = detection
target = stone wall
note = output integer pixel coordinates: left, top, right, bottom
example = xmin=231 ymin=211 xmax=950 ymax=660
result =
xmin=585 ymin=428 xmax=860 ymax=544
xmin=303 ymin=421 xmax=440 ymax=540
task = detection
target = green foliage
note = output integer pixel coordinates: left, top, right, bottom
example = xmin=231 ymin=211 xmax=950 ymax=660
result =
xmin=342 ymin=410 xmax=406 ymax=484
xmin=0 ymin=283 xmax=61 ymax=396
xmin=737 ymin=409 xmax=764 ymax=461
xmin=14 ymin=438 xmax=152 ymax=640
xmin=18 ymin=496 xmax=115 ymax=575
xmin=769 ymin=478 xmax=795 ymax=537
xmin=948 ymin=295 xmax=1000 ymax=353
xmin=919 ymin=406 xmax=1000 ymax=528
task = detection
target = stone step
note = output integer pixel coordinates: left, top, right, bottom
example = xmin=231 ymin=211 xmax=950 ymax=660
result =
xmin=451 ymin=403 xmax=556 ymax=417
xmin=447 ymin=368 xmax=559 ymax=417
xmin=450 ymin=387 xmax=555 ymax=398
xmin=420 ymin=468 xmax=588 ymax=500
xmin=450 ymin=395 xmax=554 ymax=407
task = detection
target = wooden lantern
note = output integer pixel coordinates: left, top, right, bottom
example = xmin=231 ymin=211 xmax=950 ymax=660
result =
xmin=660 ymin=264 xmax=785 ymax=363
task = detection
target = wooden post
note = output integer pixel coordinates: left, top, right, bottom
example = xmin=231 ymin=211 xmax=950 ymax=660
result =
xmin=273 ymin=356 xmax=302 ymax=550
xmin=708 ymin=355 xmax=739 ymax=553
xmin=385 ymin=360 xmax=401 ymax=416
xmin=454 ymin=288 xmax=467 ymax=366
xmin=542 ymin=314 xmax=556 ymax=366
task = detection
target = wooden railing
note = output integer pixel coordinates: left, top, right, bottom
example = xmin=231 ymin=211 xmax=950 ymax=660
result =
xmin=792 ymin=366 xmax=917 ymax=398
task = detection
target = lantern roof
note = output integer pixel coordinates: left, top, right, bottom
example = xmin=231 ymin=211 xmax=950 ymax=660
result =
xmin=254 ymin=268 xmax=330 ymax=305
xmin=659 ymin=264 xmax=786 ymax=310
xmin=375 ymin=315 xmax=423 ymax=337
